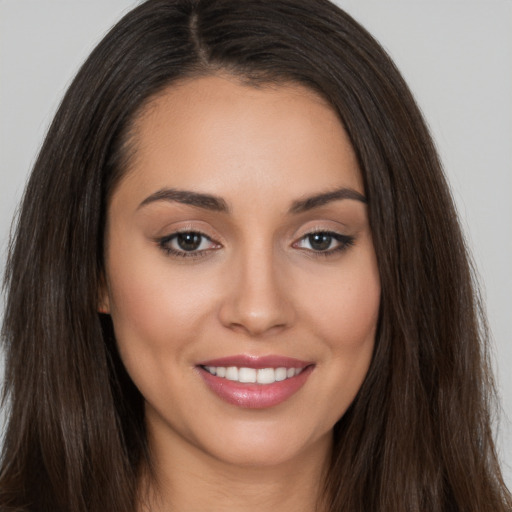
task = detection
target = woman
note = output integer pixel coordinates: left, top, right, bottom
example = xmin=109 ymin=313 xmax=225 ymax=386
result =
xmin=1 ymin=0 xmax=510 ymax=511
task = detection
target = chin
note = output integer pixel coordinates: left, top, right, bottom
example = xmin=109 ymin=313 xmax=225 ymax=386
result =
xmin=194 ymin=418 xmax=333 ymax=469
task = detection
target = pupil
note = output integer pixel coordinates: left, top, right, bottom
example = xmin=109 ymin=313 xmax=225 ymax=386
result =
xmin=177 ymin=233 xmax=201 ymax=251
xmin=309 ymin=233 xmax=332 ymax=251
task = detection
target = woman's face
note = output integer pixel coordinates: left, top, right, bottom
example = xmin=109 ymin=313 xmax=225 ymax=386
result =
xmin=102 ymin=75 xmax=380 ymax=468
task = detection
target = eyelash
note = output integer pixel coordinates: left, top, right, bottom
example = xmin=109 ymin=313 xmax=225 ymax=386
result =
xmin=156 ymin=230 xmax=355 ymax=259
xmin=157 ymin=231 xmax=219 ymax=259
xmin=293 ymin=230 xmax=355 ymax=257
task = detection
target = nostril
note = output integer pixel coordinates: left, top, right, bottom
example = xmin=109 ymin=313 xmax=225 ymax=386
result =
xmin=225 ymin=320 xmax=288 ymax=337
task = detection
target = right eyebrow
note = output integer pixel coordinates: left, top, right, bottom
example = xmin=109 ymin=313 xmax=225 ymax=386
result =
xmin=138 ymin=188 xmax=230 ymax=213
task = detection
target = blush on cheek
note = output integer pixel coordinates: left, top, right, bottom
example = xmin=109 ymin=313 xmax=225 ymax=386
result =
xmin=312 ymin=279 xmax=380 ymax=347
xmin=107 ymin=260 xmax=223 ymax=370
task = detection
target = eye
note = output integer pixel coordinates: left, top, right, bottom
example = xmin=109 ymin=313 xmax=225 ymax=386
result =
xmin=157 ymin=231 xmax=220 ymax=258
xmin=294 ymin=231 xmax=355 ymax=255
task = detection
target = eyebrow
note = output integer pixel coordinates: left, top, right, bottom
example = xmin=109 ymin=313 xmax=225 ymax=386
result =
xmin=138 ymin=186 xmax=366 ymax=214
xmin=288 ymin=187 xmax=367 ymax=214
xmin=138 ymin=188 xmax=229 ymax=212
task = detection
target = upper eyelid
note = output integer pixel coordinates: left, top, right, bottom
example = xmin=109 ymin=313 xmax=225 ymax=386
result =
xmin=291 ymin=218 xmax=350 ymax=235
xmin=293 ymin=227 xmax=349 ymax=241
xmin=158 ymin=227 xmax=219 ymax=242
xmin=299 ymin=228 xmax=344 ymax=235
xmin=160 ymin=229 xmax=211 ymax=240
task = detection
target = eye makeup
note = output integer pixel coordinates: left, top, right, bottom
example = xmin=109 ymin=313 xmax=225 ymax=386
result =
xmin=292 ymin=230 xmax=355 ymax=257
xmin=155 ymin=228 xmax=356 ymax=260
xmin=156 ymin=230 xmax=221 ymax=258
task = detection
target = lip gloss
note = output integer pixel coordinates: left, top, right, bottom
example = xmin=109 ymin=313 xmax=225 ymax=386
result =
xmin=196 ymin=355 xmax=314 ymax=409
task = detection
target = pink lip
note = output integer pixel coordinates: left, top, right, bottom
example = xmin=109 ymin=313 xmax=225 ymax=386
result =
xmin=196 ymin=354 xmax=315 ymax=409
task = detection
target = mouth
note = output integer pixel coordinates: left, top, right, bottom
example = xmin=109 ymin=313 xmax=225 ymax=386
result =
xmin=196 ymin=355 xmax=315 ymax=409
xmin=201 ymin=365 xmax=305 ymax=384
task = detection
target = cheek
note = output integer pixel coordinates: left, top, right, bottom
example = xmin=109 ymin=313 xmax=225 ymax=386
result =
xmin=300 ymin=253 xmax=380 ymax=350
xmin=104 ymin=253 xmax=224 ymax=415
xmin=105 ymin=240 xmax=221 ymax=368
xmin=295 ymin=247 xmax=380 ymax=418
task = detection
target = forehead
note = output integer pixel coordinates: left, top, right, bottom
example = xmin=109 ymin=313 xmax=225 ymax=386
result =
xmin=114 ymin=74 xmax=363 ymax=208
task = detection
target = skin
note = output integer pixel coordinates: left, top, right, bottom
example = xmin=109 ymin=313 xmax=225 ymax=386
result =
xmin=101 ymin=74 xmax=381 ymax=512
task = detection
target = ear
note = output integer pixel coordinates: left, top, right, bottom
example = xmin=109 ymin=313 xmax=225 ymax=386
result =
xmin=97 ymin=274 xmax=111 ymax=315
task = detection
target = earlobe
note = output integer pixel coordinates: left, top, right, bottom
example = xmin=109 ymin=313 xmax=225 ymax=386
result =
xmin=98 ymin=303 xmax=110 ymax=315
xmin=97 ymin=275 xmax=111 ymax=314
xmin=97 ymin=296 xmax=110 ymax=315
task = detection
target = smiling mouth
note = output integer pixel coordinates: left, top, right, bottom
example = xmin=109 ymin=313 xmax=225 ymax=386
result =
xmin=196 ymin=356 xmax=314 ymax=408
xmin=201 ymin=365 xmax=305 ymax=384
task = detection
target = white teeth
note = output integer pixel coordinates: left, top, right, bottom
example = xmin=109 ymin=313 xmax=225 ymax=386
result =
xmin=203 ymin=365 xmax=304 ymax=384
xmin=238 ymin=367 xmax=257 ymax=383
xmin=225 ymin=366 xmax=238 ymax=381
xmin=275 ymin=367 xmax=287 ymax=381
xmin=257 ymin=368 xmax=276 ymax=384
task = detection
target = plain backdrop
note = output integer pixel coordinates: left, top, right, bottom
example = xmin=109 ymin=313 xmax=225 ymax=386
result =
xmin=1 ymin=0 xmax=511 ymax=488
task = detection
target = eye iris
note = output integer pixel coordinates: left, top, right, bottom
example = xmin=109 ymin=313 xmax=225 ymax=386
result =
xmin=309 ymin=233 xmax=332 ymax=251
xmin=177 ymin=233 xmax=202 ymax=251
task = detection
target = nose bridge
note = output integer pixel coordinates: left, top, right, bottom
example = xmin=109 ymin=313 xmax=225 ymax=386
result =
xmin=219 ymin=236 xmax=294 ymax=336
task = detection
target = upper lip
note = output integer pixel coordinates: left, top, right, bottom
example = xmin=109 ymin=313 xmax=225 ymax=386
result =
xmin=196 ymin=354 xmax=313 ymax=369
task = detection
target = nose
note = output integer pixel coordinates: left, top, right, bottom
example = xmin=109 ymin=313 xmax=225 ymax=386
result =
xmin=218 ymin=244 xmax=296 ymax=337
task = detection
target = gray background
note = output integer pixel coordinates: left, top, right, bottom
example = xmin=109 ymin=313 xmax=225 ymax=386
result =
xmin=1 ymin=0 xmax=511 ymax=487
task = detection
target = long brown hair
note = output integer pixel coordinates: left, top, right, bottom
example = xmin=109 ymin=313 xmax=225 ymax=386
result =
xmin=1 ymin=1 xmax=510 ymax=511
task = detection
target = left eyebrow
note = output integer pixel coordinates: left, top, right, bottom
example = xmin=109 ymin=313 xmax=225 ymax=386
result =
xmin=138 ymin=188 xmax=229 ymax=212
xmin=288 ymin=187 xmax=367 ymax=214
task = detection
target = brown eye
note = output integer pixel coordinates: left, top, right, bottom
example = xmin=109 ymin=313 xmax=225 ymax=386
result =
xmin=176 ymin=232 xmax=203 ymax=251
xmin=307 ymin=233 xmax=333 ymax=251
xmin=157 ymin=231 xmax=220 ymax=258
xmin=294 ymin=231 xmax=355 ymax=255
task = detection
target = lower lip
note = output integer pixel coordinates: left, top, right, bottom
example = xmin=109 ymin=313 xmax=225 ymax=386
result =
xmin=197 ymin=365 xmax=314 ymax=409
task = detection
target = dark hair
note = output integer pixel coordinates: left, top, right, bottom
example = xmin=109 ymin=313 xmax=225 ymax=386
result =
xmin=1 ymin=0 xmax=510 ymax=511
